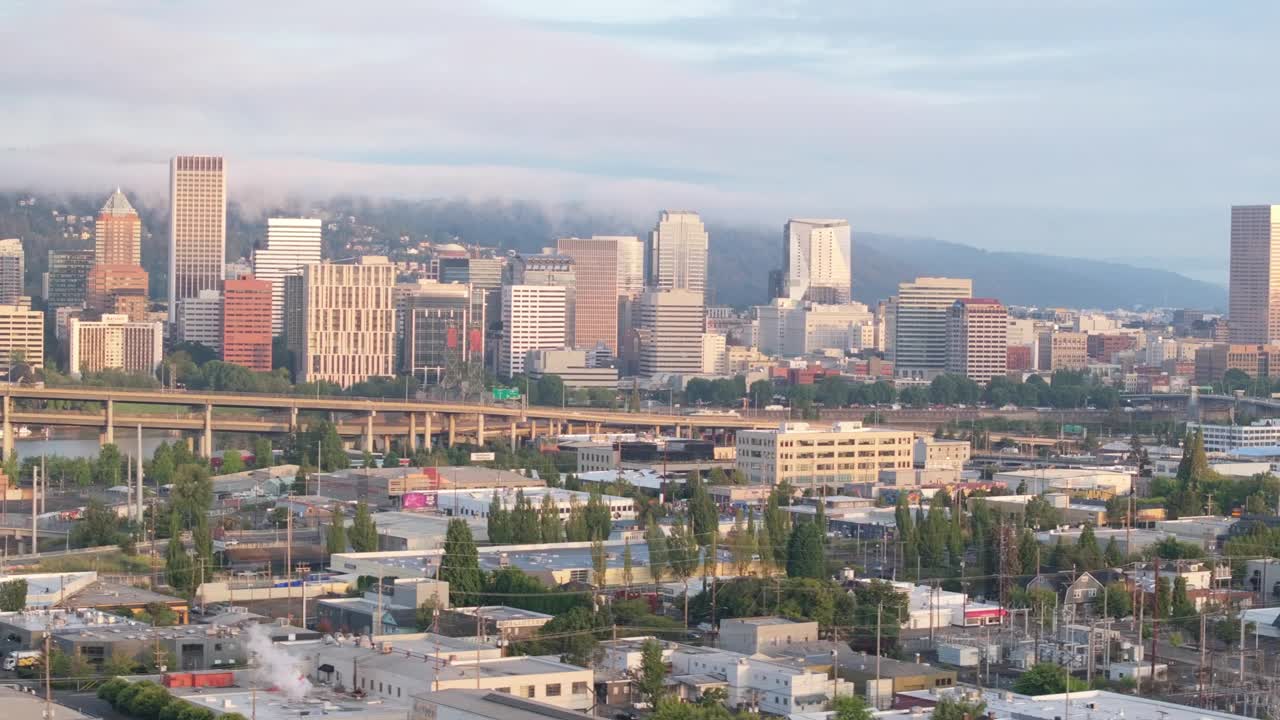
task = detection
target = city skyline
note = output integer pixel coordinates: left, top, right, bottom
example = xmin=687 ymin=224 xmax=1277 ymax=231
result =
xmin=6 ymin=4 xmax=1280 ymax=283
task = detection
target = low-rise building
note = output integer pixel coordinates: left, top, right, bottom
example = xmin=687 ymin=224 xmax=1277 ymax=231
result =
xmin=412 ymin=689 xmax=596 ymax=720
xmin=736 ymin=421 xmax=913 ymax=488
xmin=526 ymin=348 xmax=618 ymax=388
xmin=993 ymin=468 xmax=1132 ymax=498
xmin=668 ymin=643 xmax=851 ymax=715
xmin=435 ymin=487 xmax=636 ymax=522
xmin=1187 ymin=419 xmax=1280 ymax=452
xmin=840 ymin=653 xmax=956 ymax=708
xmin=718 ymin=617 xmax=818 ymax=655
xmin=912 ymin=437 xmax=970 ymax=470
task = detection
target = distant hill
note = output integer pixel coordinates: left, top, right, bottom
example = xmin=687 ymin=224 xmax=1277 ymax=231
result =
xmin=0 ymin=192 xmax=1224 ymax=311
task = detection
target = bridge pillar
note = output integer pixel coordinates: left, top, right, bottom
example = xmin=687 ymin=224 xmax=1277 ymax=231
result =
xmin=592 ymin=422 xmax=601 ymax=434
xmin=509 ymin=420 xmax=517 ymax=448
xmin=424 ymin=413 xmax=433 ymax=451
xmin=364 ymin=412 xmax=376 ymax=452
xmin=104 ymin=398 xmax=114 ymax=446
xmin=289 ymin=406 xmax=299 ymax=431
xmin=408 ymin=413 xmax=418 ymax=453
xmin=202 ymin=403 xmax=213 ymax=458
xmin=1 ymin=394 xmax=10 ymax=460
xmin=447 ymin=414 xmax=456 ymax=447
xmin=476 ymin=413 xmax=485 ymax=446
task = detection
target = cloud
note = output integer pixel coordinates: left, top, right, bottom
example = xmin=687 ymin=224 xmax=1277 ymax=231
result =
xmin=1 ymin=0 xmax=1279 ymax=274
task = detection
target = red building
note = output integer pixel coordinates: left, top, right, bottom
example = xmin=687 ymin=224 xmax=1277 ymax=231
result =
xmin=222 ymin=277 xmax=272 ymax=371
xmin=1086 ymin=333 xmax=1136 ymax=362
xmin=1006 ymin=344 xmax=1034 ymax=371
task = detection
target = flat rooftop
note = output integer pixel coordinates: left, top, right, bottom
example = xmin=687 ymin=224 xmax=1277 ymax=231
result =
xmin=0 ymin=608 xmax=148 ymax=632
xmin=901 ymin=687 xmax=1254 ymax=720
xmin=335 ymin=539 xmax=739 ymax=574
xmin=842 ymin=652 xmax=953 ymax=679
xmin=416 ymin=689 xmax=595 ymax=720
xmin=724 ymin=616 xmax=813 ymax=627
xmin=172 ymin=687 xmax=408 ymax=720
xmin=452 ymin=606 xmax=554 ymax=622
xmin=69 ymin=580 xmax=185 ymax=607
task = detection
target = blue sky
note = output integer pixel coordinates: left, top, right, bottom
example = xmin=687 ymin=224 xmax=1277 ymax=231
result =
xmin=2 ymin=1 xmax=1277 ymax=282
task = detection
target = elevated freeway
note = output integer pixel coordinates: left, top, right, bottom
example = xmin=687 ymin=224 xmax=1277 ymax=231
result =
xmin=2 ymin=386 xmax=774 ymax=458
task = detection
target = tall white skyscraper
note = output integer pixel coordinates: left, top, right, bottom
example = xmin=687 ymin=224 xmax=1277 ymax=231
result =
xmin=0 ymin=239 xmax=25 ymax=305
xmin=169 ymin=155 xmax=227 ymax=321
xmin=252 ymin=218 xmax=324 ymax=335
xmin=499 ymin=285 xmax=566 ymax=377
xmin=637 ymin=288 xmax=705 ymax=377
xmin=1229 ymin=205 xmax=1280 ymax=345
xmin=648 ymin=211 xmax=708 ymax=299
xmin=783 ymin=219 xmax=852 ymax=304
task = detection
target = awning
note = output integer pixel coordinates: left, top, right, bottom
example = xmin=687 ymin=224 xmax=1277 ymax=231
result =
xmin=318 ymin=664 xmax=334 ymax=673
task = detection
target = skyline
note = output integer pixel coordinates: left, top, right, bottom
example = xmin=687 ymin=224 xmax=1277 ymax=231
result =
xmin=4 ymin=3 xmax=1280 ymax=284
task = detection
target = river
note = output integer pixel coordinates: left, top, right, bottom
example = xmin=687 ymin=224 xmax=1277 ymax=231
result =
xmin=9 ymin=427 xmax=183 ymax=461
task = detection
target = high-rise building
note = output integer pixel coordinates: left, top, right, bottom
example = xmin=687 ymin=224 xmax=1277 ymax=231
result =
xmin=637 ymin=288 xmax=704 ymax=377
xmin=887 ymin=277 xmax=973 ymax=377
xmin=222 ymin=277 xmax=273 ymax=371
xmin=251 ymin=218 xmax=323 ymax=335
xmin=44 ymin=249 xmax=94 ymax=311
xmin=1037 ymin=329 xmax=1088 ymax=371
xmin=169 ymin=155 xmax=226 ymax=321
xmin=86 ymin=264 xmax=150 ymax=321
xmin=556 ymin=237 xmax=619 ymax=354
xmin=401 ymin=280 xmax=486 ymax=384
xmin=611 ymin=236 xmax=646 ymax=299
xmin=0 ymin=305 xmax=44 ymax=376
xmin=783 ymin=219 xmax=852 ymax=304
xmin=499 ymin=285 xmax=566 ymax=377
xmin=507 ymin=253 xmax=576 ymax=347
xmin=286 ymin=257 xmax=396 ymax=387
xmin=68 ymin=314 xmax=164 ymax=378
xmin=177 ymin=289 xmax=224 ymax=352
xmin=648 ymin=211 xmax=708 ymax=299
xmin=0 ymin=239 xmax=25 ymax=305
xmin=1229 ymin=205 xmax=1280 ymax=344
xmin=756 ymin=298 xmax=874 ymax=356
xmin=95 ymin=188 xmax=142 ymax=266
xmin=945 ymin=298 xmax=1008 ymax=382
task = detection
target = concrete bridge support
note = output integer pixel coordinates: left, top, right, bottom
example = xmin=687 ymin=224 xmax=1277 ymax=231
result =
xmin=364 ymin=412 xmax=376 ymax=452
xmin=476 ymin=413 xmax=485 ymax=446
xmin=408 ymin=413 xmax=418 ymax=453
xmin=447 ymin=414 xmax=456 ymax=447
xmin=424 ymin=413 xmax=433 ymax=451
xmin=202 ymin=403 xmax=213 ymax=458
xmin=509 ymin=420 xmax=517 ymax=448
xmin=104 ymin=398 xmax=114 ymax=446
xmin=1 ymin=394 xmax=10 ymax=459
xmin=289 ymin=407 xmax=299 ymax=431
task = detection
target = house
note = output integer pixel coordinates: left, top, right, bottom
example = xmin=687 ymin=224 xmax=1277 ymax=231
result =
xmin=718 ymin=617 xmax=818 ymax=655
xmin=1026 ymin=570 xmax=1125 ymax=616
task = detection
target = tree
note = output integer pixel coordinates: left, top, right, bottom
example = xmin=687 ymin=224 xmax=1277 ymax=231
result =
xmin=252 ymin=437 xmax=273 ymax=469
xmin=623 ymin=538 xmax=634 ymax=587
xmin=686 ymin=473 xmax=718 ymax=548
xmin=591 ymin=538 xmax=607 ymax=587
xmin=70 ymin=499 xmax=125 ymax=548
xmin=1154 ymin=576 xmax=1172 ymax=619
xmin=383 ymin=448 xmax=401 ymax=469
xmin=637 ymin=638 xmax=667 ymax=706
xmin=93 ymin=443 xmax=125 ymax=486
xmin=931 ymin=697 xmax=987 ymax=720
xmin=349 ymin=501 xmax=378 ymax=552
xmin=584 ymin=488 xmax=612 ymax=541
xmin=849 ymin=580 xmax=908 ymax=652
xmin=415 ymin=598 xmax=437 ymax=632
xmin=440 ymin=519 xmax=483 ymax=606
xmin=666 ymin=518 xmax=700 ymax=626
xmin=165 ymin=515 xmax=194 ymax=595
xmin=786 ymin=521 xmax=825 ymax=579
xmin=831 ymin=695 xmax=873 ymax=720
xmin=763 ymin=487 xmax=791 ymax=568
xmin=510 ymin=489 xmax=541 ymax=543
xmin=192 ymin=513 xmax=214 ymax=577
xmin=1075 ymin=524 xmax=1103 ymax=570
xmin=539 ymin=492 xmax=563 ymax=543
xmin=730 ymin=510 xmax=756 ymax=577
xmin=219 ymin=450 xmax=244 ymax=475
xmin=487 ymin=491 xmax=511 ymax=544
xmin=326 ymin=518 xmax=347 ymax=555
xmin=1102 ymin=582 xmax=1132 ymax=619
xmin=1013 ymin=662 xmax=1087 ymax=695
xmin=646 ymin=517 xmax=669 ymax=584
xmin=1104 ymin=537 xmax=1125 ymax=567
xmin=169 ymin=464 xmax=213 ymax=527
xmin=0 ymin=579 xmax=26 ymax=611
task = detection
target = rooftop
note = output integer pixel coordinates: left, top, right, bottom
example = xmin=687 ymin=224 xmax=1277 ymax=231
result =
xmin=901 ymin=687 xmax=1255 ymax=720
xmin=0 ymin=607 xmax=147 ymax=632
xmin=172 ymin=687 xmax=407 ymax=720
xmin=69 ymin=580 xmax=186 ymax=608
xmin=415 ymin=689 xmax=595 ymax=720
xmin=452 ymin=606 xmax=554 ymax=623
xmin=723 ymin=616 xmax=813 ymax=627
xmin=0 ymin=686 xmax=88 ymax=720
xmin=334 ymin=539 xmax=737 ymax=575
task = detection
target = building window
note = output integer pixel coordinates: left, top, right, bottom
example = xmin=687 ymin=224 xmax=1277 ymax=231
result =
xmin=546 ymin=684 xmax=562 ymax=697
xmin=524 ymin=686 xmax=536 ymax=698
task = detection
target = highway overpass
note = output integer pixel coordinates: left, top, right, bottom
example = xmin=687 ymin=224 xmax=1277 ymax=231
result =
xmin=2 ymin=386 xmax=774 ymax=458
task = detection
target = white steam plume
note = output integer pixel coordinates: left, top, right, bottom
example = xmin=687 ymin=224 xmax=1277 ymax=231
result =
xmin=247 ymin=624 xmax=313 ymax=701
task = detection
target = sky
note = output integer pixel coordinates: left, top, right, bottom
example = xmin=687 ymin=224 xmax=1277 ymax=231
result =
xmin=2 ymin=1 xmax=1278 ymax=283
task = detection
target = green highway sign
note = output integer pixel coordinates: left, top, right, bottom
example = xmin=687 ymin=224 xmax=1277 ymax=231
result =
xmin=493 ymin=387 xmax=521 ymax=400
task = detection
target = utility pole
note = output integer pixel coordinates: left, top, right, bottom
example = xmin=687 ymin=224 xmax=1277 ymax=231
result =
xmin=1239 ymin=613 xmax=1246 ymax=683
xmin=30 ymin=464 xmax=38 ymax=553
xmin=1149 ymin=560 xmax=1160 ymax=687
xmin=43 ymin=633 xmax=52 ymax=720
xmin=1199 ymin=613 xmax=1207 ymax=706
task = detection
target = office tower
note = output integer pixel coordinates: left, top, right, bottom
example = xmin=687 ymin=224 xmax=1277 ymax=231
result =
xmin=783 ymin=219 xmax=852 ymax=304
xmin=887 ymin=277 xmax=973 ymax=377
xmin=648 ymin=211 xmax=708 ymax=298
xmin=508 ymin=253 xmax=576 ymax=346
xmin=251 ymin=218 xmax=323 ymax=335
xmin=177 ymin=289 xmax=224 ymax=351
xmin=557 ymin=237 xmax=619 ymax=354
xmin=701 ymin=333 xmax=727 ymax=374
xmin=1229 ymin=205 xmax=1280 ymax=344
xmin=637 ymin=289 xmax=704 ymax=377
xmin=402 ymin=281 xmax=486 ymax=384
xmin=0 ymin=239 xmax=25 ymax=305
xmin=1037 ymin=329 xmax=1089 ymax=371
xmin=222 ymin=277 xmax=273 ymax=371
xmin=288 ymin=257 xmax=396 ymax=387
xmin=945 ymin=298 xmax=1008 ymax=382
xmin=756 ymin=299 xmax=874 ymax=356
xmin=67 ymin=314 xmax=164 ymax=378
xmin=86 ymin=264 xmax=150 ymax=321
xmin=610 ymin=236 xmax=645 ymax=299
xmin=44 ymin=249 xmax=94 ymax=311
xmin=95 ymin=188 xmax=142 ymax=265
xmin=0 ymin=305 xmax=44 ymax=376
xmin=169 ymin=155 xmax=227 ymax=321
xmin=499 ymin=285 xmax=566 ymax=377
